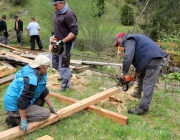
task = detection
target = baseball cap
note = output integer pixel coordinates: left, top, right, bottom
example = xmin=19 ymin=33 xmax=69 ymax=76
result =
xmin=29 ymin=55 xmax=50 ymax=68
xmin=14 ymin=15 xmax=18 ymax=18
xmin=114 ymin=32 xmax=125 ymax=47
xmin=49 ymin=0 xmax=65 ymax=4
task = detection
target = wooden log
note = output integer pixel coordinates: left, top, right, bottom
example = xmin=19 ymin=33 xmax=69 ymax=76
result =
xmin=36 ymin=135 xmax=54 ymax=140
xmin=50 ymin=92 xmax=128 ymax=125
xmin=0 ymin=43 xmax=23 ymax=52
xmin=0 ymin=68 xmax=16 ymax=78
xmin=0 ymin=74 xmax=15 ymax=85
xmin=0 ymin=86 xmax=120 ymax=140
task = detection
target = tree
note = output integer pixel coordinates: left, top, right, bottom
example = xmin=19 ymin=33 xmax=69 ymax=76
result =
xmin=121 ymin=4 xmax=134 ymax=26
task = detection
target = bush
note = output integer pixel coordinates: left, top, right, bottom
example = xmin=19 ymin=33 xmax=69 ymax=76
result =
xmin=121 ymin=4 xmax=134 ymax=26
xmin=10 ymin=0 xmax=28 ymax=6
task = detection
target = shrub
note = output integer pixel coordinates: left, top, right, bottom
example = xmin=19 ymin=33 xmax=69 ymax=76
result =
xmin=121 ymin=4 xmax=134 ymax=26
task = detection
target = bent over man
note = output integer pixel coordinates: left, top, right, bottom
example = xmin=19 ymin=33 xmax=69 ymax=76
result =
xmin=115 ymin=32 xmax=167 ymax=115
xmin=49 ymin=0 xmax=78 ymax=92
xmin=4 ymin=55 xmax=57 ymax=131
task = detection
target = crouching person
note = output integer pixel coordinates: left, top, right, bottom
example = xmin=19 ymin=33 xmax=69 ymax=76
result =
xmin=4 ymin=55 xmax=57 ymax=131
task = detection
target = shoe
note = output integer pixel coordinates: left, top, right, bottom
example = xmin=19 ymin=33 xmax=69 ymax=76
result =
xmin=60 ymin=88 xmax=70 ymax=92
xmin=58 ymin=77 xmax=63 ymax=81
xmin=5 ymin=116 xmax=18 ymax=128
xmin=128 ymin=107 xmax=148 ymax=115
xmin=130 ymin=92 xmax=142 ymax=99
xmin=40 ymin=48 xmax=45 ymax=51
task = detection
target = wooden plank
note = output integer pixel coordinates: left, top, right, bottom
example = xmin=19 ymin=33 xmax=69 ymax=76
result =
xmin=70 ymin=60 xmax=82 ymax=65
xmin=0 ymin=62 xmax=14 ymax=69
xmin=82 ymin=60 xmax=123 ymax=67
xmin=0 ymin=87 xmax=120 ymax=140
xmin=50 ymin=92 xmax=128 ymax=125
xmin=5 ymin=52 xmax=33 ymax=64
xmin=0 ymin=50 xmax=6 ymax=55
xmin=0 ymin=66 xmax=8 ymax=72
xmin=0 ymin=43 xmax=23 ymax=52
xmin=0 ymin=68 xmax=16 ymax=78
xmin=36 ymin=135 xmax=54 ymax=140
xmin=20 ymin=54 xmax=36 ymax=59
xmin=0 ymin=74 xmax=15 ymax=85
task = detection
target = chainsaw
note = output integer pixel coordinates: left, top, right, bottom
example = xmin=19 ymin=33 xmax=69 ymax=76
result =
xmin=116 ymin=75 xmax=133 ymax=91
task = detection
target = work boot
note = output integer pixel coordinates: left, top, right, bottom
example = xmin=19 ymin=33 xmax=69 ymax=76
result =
xmin=60 ymin=88 xmax=69 ymax=92
xmin=5 ymin=116 xmax=18 ymax=128
xmin=128 ymin=107 xmax=148 ymax=115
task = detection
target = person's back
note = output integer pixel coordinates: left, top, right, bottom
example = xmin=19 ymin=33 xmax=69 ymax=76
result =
xmin=27 ymin=21 xmax=40 ymax=36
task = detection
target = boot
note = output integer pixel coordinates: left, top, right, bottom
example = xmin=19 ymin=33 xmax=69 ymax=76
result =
xmin=128 ymin=107 xmax=148 ymax=115
xmin=5 ymin=116 xmax=19 ymax=128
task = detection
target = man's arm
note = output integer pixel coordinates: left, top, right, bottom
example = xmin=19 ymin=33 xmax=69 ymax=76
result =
xmin=122 ymin=39 xmax=136 ymax=74
xmin=20 ymin=20 xmax=23 ymax=32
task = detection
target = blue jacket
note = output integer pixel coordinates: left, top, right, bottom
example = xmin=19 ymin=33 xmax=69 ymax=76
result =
xmin=121 ymin=34 xmax=167 ymax=74
xmin=4 ymin=65 xmax=48 ymax=111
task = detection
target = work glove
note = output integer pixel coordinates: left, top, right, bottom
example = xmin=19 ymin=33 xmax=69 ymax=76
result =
xmin=56 ymin=40 xmax=64 ymax=47
xmin=50 ymin=106 xmax=58 ymax=115
xmin=20 ymin=119 xmax=28 ymax=131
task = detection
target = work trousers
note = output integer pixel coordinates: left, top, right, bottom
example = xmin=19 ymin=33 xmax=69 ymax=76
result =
xmin=52 ymin=41 xmax=75 ymax=89
xmin=0 ymin=36 xmax=8 ymax=45
xmin=16 ymin=31 xmax=22 ymax=43
xmin=6 ymin=98 xmax=50 ymax=125
xmin=30 ymin=35 xmax=43 ymax=51
xmin=138 ymin=58 xmax=162 ymax=110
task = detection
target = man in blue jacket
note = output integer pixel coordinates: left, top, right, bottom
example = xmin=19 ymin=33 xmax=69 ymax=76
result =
xmin=4 ymin=55 xmax=57 ymax=131
xmin=115 ymin=32 xmax=167 ymax=115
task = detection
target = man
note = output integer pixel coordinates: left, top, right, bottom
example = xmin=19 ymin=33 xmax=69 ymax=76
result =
xmin=49 ymin=0 xmax=78 ymax=92
xmin=14 ymin=15 xmax=23 ymax=45
xmin=4 ymin=55 xmax=57 ymax=131
xmin=115 ymin=32 xmax=167 ymax=115
xmin=0 ymin=15 xmax=9 ymax=45
xmin=27 ymin=17 xmax=45 ymax=53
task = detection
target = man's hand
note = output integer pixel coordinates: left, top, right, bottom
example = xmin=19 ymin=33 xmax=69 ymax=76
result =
xmin=131 ymin=72 xmax=137 ymax=81
xmin=56 ymin=40 xmax=64 ymax=47
xmin=50 ymin=106 xmax=58 ymax=115
xmin=120 ymin=73 xmax=125 ymax=80
xmin=20 ymin=120 xmax=28 ymax=131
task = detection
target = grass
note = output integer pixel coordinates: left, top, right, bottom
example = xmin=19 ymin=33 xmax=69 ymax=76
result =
xmin=0 ymin=66 xmax=180 ymax=139
xmin=0 ymin=0 xmax=180 ymax=139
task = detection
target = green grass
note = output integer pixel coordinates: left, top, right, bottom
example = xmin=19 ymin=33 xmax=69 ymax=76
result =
xmin=1 ymin=67 xmax=180 ymax=139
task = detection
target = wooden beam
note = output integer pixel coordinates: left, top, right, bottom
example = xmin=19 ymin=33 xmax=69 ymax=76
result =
xmin=0 ymin=87 xmax=120 ymax=140
xmin=50 ymin=92 xmax=128 ymax=125
xmin=82 ymin=61 xmax=123 ymax=67
xmin=5 ymin=52 xmax=33 ymax=64
xmin=0 ymin=68 xmax=16 ymax=78
xmin=36 ymin=135 xmax=54 ymax=140
xmin=0 ymin=43 xmax=23 ymax=52
xmin=0 ymin=74 xmax=15 ymax=85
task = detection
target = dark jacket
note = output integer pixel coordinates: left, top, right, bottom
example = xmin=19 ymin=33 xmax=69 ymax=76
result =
xmin=121 ymin=34 xmax=167 ymax=74
xmin=54 ymin=8 xmax=78 ymax=41
xmin=14 ymin=19 xmax=23 ymax=32
xmin=0 ymin=19 xmax=9 ymax=37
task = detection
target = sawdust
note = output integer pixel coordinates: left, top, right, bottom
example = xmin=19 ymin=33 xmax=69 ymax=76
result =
xmin=47 ymin=73 xmax=88 ymax=90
